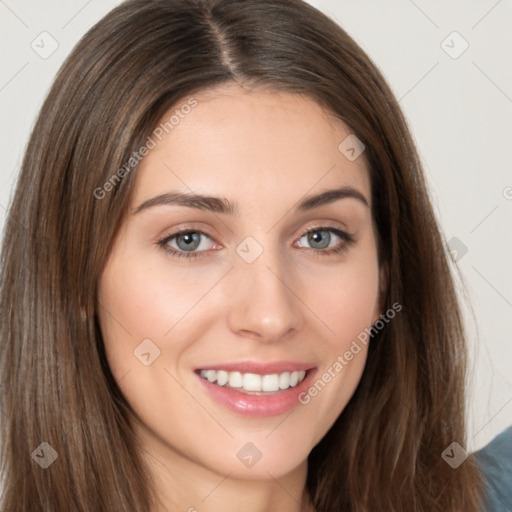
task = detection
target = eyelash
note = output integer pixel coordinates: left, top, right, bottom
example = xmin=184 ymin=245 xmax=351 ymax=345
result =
xmin=157 ymin=226 xmax=356 ymax=261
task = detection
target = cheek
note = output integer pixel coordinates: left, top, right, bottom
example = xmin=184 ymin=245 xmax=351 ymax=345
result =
xmin=300 ymin=255 xmax=381 ymax=346
xmin=98 ymin=253 xmax=218 ymax=336
xmin=96 ymin=255 xmax=214 ymax=433
xmin=293 ymin=252 xmax=380 ymax=431
xmin=96 ymin=252 xmax=228 ymax=379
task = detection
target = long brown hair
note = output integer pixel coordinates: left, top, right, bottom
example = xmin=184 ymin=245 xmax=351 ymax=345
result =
xmin=0 ymin=0 xmax=483 ymax=510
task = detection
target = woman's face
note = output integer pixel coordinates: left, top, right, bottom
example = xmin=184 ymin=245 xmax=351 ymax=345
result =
xmin=97 ymin=84 xmax=384 ymax=482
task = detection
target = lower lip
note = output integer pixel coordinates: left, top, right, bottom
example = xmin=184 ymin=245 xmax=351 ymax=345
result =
xmin=196 ymin=369 xmax=317 ymax=417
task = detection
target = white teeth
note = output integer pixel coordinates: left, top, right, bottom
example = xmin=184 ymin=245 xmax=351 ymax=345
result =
xmin=216 ymin=370 xmax=229 ymax=386
xmin=279 ymin=372 xmax=290 ymax=389
xmin=199 ymin=368 xmax=308 ymax=392
xmin=261 ymin=374 xmax=279 ymax=392
xmin=228 ymin=371 xmax=243 ymax=388
xmin=243 ymin=373 xmax=262 ymax=391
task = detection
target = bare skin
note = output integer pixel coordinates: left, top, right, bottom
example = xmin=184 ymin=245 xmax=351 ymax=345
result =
xmin=97 ymin=84 xmax=384 ymax=512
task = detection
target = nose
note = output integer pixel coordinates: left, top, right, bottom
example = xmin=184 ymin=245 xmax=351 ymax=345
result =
xmin=226 ymin=247 xmax=304 ymax=343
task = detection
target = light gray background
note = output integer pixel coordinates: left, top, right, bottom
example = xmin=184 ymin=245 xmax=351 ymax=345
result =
xmin=1 ymin=0 xmax=511 ymax=451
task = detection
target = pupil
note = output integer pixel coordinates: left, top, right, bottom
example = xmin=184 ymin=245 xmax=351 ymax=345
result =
xmin=177 ymin=232 xmax=200 ymax=251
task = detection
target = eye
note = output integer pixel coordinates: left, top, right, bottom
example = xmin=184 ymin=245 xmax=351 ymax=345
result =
xmin=295 ymin=227 xmax=355 ymax=254
xmin=158 ymin=229 xmax=217 ymax=259
xmin=158 ymin=226 xmax=355 ymax=260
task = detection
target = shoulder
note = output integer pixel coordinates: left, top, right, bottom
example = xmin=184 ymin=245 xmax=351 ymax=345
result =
xmin=473 ymin=426 xmax=512 ymax=512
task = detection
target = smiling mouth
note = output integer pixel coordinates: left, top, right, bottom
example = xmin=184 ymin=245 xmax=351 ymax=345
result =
xmin=197 ymin=369 xmax=309 ymax=395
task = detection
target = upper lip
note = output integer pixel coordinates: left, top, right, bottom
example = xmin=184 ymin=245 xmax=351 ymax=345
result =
xmin=195 ymin=361 xmax=316 ymax=375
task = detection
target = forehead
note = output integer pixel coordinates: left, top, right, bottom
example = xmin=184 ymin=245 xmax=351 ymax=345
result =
xmin=132 ymin=85 xmax=371 ymax=211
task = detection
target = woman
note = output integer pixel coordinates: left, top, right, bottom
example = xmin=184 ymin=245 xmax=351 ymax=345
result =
xmin=0 ymin=0 xmax=509 ymax=510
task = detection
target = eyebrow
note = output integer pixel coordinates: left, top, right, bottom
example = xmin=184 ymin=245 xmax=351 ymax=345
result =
xmin=133 ymin=186 xmax=369 ymax=216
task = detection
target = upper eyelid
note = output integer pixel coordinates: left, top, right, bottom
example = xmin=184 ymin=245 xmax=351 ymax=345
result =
xmin=160 ymin=227 xmax=216 ymax=244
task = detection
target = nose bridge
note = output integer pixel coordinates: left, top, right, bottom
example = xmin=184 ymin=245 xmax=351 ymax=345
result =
xmin=226 ymin=238 xmax=303 ymax=341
